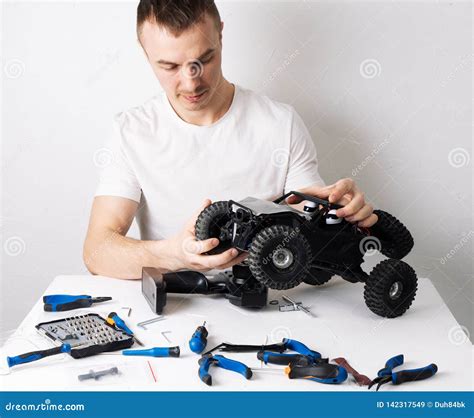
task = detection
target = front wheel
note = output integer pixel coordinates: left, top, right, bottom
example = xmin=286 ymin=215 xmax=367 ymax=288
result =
xmin=364 ymin=259 xmax=417 ymax=318
xmin=195 ymin=201 xmax=232 ymax=255
xmin=248 ymin=225 xmax=312 ymax=290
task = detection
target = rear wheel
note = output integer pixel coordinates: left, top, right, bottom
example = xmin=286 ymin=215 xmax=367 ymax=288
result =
xmin=248 ymin=225 xmax=312 ymax=290
xmin=303 ymin=268 xmax=333 ymax=286
xmin=364 ymin=259 xmax=417 ymax=318
xmin=369 ymin=210 xmax=414 ymax=259
xmin=195 ymin=201 xmax=232 ymax=255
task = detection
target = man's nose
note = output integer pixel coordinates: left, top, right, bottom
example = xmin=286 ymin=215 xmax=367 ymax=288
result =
xmin=180 ymin=61 xmax=204 ymax=92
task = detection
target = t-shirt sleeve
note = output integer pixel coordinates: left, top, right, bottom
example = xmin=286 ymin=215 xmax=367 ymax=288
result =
xmin=94 ymin=115 xmax=142 ymax=203
xmin=284 ymin=107 xmax=326 ymax=192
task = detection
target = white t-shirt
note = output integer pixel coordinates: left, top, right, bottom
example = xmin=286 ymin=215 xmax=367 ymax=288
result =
xmin=95 ymin=84 xmax=325 ymax=240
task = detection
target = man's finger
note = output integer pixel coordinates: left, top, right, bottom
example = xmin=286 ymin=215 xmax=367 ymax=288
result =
xmin=358 ymin=213 xmax=378 ymax=228
xmin=336 ymin=192 xmax=365 ymax=218
xmin=186 ymin=237 xmax=219 ymax=255
xmin=328 ymin=178 xmax=357 ymax=204
xmin=216 ymin=252 xmax=248 ymax=270
xmin=196 ymin=248 xmax=241 ymax=269
xmin=344 ymin=203 xmax=373 ymax=223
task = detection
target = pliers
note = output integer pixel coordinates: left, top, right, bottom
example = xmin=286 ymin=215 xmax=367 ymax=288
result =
xmin=198 ymin=354 xmax=252 ymax=386
xmin=368 ymin=354 xmax=438 ymax=391
xmin=43 ymin=294 xmax=112 ymax=312
xmin=257 ymin=338 xmax=325 ymax=366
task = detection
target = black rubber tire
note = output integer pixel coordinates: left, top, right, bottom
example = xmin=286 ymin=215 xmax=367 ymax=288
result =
xmin=195 ymin=201 xmax=232 ymax=255
xmin=303 ymin=268 xmax=333 ymax=286
xmin=364 ymin=259 xmax=418 ymax=318
xmin=369 ymin=210 xmax=414 ymax=259
xmin=248 ymin=225 xmax=312 ymax=290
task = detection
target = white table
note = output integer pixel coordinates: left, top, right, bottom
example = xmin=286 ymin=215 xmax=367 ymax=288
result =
xmin=1 ymin=274 xmax=472 ymax=391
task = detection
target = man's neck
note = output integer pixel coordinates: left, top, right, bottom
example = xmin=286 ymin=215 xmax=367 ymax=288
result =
xmin=172 ymin=78 xmax=235 ymax=126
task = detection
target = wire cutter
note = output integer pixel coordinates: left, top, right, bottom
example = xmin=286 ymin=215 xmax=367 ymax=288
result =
xmin=198 ymin=354 xmax=252 ymax=386
xmin=43 ymin=294 xmax=112 ymax=312
xmin=368 ymin=354 xmax=438 ymax=391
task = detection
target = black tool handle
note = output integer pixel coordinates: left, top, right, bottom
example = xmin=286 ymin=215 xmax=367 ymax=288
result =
xmin=392 ymin=364 xmax=438 ymax=385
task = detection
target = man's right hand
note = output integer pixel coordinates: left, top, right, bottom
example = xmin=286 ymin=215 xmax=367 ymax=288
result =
xmin=162 ymin=199 xmax=248 ymax=272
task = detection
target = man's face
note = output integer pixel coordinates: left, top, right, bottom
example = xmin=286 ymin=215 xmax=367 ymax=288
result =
xmin=139 ymin=13 xmax=224 ymax=112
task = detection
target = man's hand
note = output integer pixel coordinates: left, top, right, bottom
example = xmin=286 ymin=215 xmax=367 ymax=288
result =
xmin=165 ymin=199 xmax=247 ymax=272
xmin=286 ymin=178 xmax=378 ymax=228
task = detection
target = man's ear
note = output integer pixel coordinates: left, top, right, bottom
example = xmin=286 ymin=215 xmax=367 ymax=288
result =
xmin=218 ymin=21 xmax=224 ymax=44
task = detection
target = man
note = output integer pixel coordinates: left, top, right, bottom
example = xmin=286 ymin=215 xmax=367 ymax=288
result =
xmin=83 ymin=0 xmax=377 ymax=279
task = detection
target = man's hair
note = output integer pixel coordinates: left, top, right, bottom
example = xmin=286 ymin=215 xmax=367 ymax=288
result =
xmin=137 ymin=0 xmax=221 ymax=38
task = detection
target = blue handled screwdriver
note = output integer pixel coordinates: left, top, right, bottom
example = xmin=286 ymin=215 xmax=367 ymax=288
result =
xmin=106 ymin=312 xmax=144 ymax=346
xmin=122 ymin=347 xmax=180 ymax=358
xmin=189 ymin=321 xmax=208 ymax=354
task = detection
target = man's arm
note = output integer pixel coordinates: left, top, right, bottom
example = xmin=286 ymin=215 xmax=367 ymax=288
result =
xmin=83 ymin=196 xmax=161 ymax=279
xmin=83 ymin=196 xmax=247 ymax=279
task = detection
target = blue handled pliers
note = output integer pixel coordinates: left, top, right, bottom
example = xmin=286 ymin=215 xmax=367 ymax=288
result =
xmin=43 ymin=294 xmax=112 ymax=312
xmin=368 ymin=354 xmax=438 ymax=391
xmin=198 ymin=354 xmax=252 ymax=386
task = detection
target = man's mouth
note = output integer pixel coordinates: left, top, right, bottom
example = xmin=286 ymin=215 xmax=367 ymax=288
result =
xmin=182 ymin=90 xmax=207 ymax=103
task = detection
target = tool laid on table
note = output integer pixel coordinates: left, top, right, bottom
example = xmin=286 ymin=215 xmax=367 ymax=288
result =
xmin=7 ymin=314 xmax=133 ymax=368
xmin=281 ymin=295 xmax=314 ymax=317
xmin=43 ymin=294 xmax=112 ymax=312
xmin=122 ymin=347 xmax=180 ymax=358
xmin=203 ymin=338 xmax=308 ymax=356
xmin=368 ymin=354 xmax=438 ymax=391
xmin=257 ymin=338 xmax=325 ymax=366
xmin=198 ymin=354 xmax=252 ymax=386
xmin=106 ymin=312 xmax=144 ymax=346
xmin=137 ymin=316 xmax=166 ymax=330
xmin=333 ymin=357 xmax=371 ymax=386
xmin=189 ymin=321 xmax=208 ymax=354
xmin=78 ymin=366 xmax=119 ymax=381
xmin=285 ymin=362 xmax=348 ymax=384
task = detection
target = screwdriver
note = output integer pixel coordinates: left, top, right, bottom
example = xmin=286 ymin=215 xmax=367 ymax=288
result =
xmin=106 ymin=312 xmax=144 ymax=346
xmin=122 ymin=347 xmax=180 ymax=358
xmin=189 ymin=321 xmax=208 ymax=354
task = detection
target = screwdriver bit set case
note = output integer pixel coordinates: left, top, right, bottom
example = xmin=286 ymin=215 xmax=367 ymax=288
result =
xmin=35 ymin=313 xmax=134 ymax=358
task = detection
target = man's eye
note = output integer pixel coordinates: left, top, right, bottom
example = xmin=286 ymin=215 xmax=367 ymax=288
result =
xmin=202 ymin=56 xmax=213 ymax=64
xmin=163 ymin=65 xmax=178 ymax=71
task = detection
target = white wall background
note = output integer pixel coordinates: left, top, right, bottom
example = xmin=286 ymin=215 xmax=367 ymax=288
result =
xmin=1 ymin=1 xmax=472 ymax=340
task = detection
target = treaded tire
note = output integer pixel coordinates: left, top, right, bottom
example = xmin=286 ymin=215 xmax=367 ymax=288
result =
xmin=364 ymin=259 xmax=417 ymax=318
xmin=369 ymin=210 xmax=414 ymax=259
xmin=303 ymin=268 xmax=333 ymax=286
xmin=248 ymin=225 xmax=312 ymax=290
xmin=195 ymin=201 xmax=232 ymax=255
